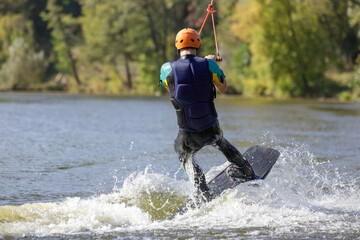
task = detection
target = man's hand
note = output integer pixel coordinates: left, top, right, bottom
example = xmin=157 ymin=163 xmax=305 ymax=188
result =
xmin=205 ymin=55 xmax=217 ymax=61
xmin=205 ymin=55 xmax=227 ymax=93
xmin=205 ymin=54 xmax=222 ymax=62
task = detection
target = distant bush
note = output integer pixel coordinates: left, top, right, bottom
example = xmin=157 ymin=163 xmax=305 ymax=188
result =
xmin=0 ymin=38 xmax=48 ymax=90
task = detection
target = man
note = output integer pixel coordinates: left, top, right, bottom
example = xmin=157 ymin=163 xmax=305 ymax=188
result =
xmin=159 ymin=28 xmax=254 ymax=202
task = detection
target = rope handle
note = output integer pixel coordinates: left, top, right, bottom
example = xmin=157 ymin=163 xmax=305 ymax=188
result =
xmin=199 ymin=0 xmax=222 ymax=62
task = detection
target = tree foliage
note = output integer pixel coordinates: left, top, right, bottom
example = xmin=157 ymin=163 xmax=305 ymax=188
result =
xmin=0 ymin=0 xmax=359 ymax=99
xmin=0 ymin=38 xmax=47 ymax=90
xmin=232 ymin=0 xmax=331 ymax=97
xmin=80 ymin=0 xmax=148 ymax=90
xmin=41 ymin=0 xmax=81 ymax=85
xmin=0 ymin=13 xmax=34 ymax=65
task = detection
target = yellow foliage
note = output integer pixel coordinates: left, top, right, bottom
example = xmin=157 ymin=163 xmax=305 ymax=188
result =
xmin=230 ymin=0 xmax=262 ymax=42
xmin=230 ymin=0 xmax=341 ymax=97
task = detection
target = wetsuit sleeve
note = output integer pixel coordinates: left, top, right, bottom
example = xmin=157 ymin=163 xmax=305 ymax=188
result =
xmin=207 ymin=59 xmax=226 ymax=84
xmin=160 ymin=62 xmax=172 ymax=88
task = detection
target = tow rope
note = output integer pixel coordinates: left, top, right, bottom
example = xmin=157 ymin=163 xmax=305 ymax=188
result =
xmin=199 ymin=0 xmax=222 ymax=62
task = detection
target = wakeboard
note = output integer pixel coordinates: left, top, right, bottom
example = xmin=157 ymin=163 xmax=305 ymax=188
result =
xmin=173 ymin=145 xmax=280 ymax=217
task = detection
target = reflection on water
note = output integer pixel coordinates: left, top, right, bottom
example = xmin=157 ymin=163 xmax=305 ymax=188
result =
xmin=310 ymin=104 xmax=360 ymax=116
xmin=0 ymin=93 xmax=359 ymax=239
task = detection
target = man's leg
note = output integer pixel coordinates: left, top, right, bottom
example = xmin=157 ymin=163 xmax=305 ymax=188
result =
xmin=174 ymin=131 xmax=212 ymax=201
xmin=182 ymin=158 xmax=210 ymax=194
xmin=213 ymin=137 xmax=255 ymax=179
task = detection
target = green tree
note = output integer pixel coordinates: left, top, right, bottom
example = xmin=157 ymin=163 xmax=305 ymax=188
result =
xmin=41 ymin=0 xmax=81 ymax=85
xmin=215 ymin=0 xmax=249 ymax=93
xmin=349 ymin=0 xmax=360 ymax=64
xmin=0 ymin=0 xmax=27 ymax=14
xmin=0 ymin=38 xmax=47 ymax=90
xmin=231 ymin=0 xmax=335 ymax=97
xmin=348 ymin=1 xmax=360 ymax=99
xmin=0 ymin=13 xmax=34 ymax=65
xmin=80 ymin=0 xmax=211 ymax=93
xmin=80 ymin=0 xmax=151 ymax=90
xmin=315 ymin=0 xmax=360 ymax=70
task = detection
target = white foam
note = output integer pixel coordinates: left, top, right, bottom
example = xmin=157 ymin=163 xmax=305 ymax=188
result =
xmin=1 ymin=146 xmax=360 ymax=238
xmin=0 ymin=196 xmax=151 ymax=238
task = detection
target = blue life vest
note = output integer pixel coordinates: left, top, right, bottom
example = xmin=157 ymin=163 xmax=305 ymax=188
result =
xmin=170 ymin=57 xmax=217 ymax=132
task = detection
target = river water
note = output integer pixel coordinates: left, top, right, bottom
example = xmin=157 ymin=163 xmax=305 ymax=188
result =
xmin=0 ymin=93 xmax=359 ymax=239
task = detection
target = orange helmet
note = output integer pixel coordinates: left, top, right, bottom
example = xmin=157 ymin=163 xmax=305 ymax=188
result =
xmin=175 ymin=28 xmax=201 ymax=50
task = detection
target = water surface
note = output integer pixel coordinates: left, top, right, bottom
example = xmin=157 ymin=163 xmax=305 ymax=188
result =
xmin=0 ymin=93 xmax=359 ymax=239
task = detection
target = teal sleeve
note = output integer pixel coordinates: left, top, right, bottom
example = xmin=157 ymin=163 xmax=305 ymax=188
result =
xmin=160 ymin=62 xmax=172 ymax=87
xmin=208 ymin=59 xmax=225 ymax=83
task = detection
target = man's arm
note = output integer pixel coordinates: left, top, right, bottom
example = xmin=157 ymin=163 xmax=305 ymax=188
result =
xmin=205 ymin=55 xmax=227 ymax=94
xmin=215 ymin=79 xmax=227 ymax=94
xmin=160 ymin=62 xmax=171 ymax=93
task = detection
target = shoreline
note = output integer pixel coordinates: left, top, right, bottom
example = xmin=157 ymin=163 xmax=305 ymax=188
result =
xmin=0 ymin=90 xmax=359 ymax=103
